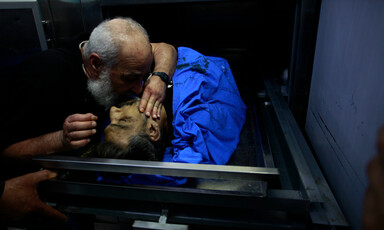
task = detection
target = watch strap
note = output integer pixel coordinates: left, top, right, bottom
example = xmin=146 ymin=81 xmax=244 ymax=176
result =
xmin=151 ymin=72 xmax=173 ymax=88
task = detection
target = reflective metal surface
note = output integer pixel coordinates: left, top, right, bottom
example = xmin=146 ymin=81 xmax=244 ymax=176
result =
xmin=33 ymin=155 xmax=279 ymax=182
xmin=40 ymin=180 xmax=309 ymax=229
xmin=264 ymin=80 xmax=348 ymax=227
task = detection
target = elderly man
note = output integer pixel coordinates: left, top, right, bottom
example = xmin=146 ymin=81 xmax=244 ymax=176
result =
xmin=0 ymin=17 xmax=176 ymax=223
xmin=0 ymin=17 xmax=176 ymax=159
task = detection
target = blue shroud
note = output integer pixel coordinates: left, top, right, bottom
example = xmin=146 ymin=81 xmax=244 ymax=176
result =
xmin=99 ymin=47 xmax=246 ymax=186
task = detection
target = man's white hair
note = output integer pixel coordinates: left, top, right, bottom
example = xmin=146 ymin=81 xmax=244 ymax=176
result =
xmin=83 ymin=17 xmax=149 ymax=68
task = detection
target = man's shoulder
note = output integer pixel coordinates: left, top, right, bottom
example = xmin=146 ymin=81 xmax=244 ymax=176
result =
xmin=28 ymin=46 xmax=79 ymax=65
xmin=22 ymin=33 xmax=87 ymax=68
xmin=17 ymin=45 xmax=82 ymax=82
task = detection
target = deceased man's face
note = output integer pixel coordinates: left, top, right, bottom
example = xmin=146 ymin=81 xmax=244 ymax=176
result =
xmin=104 ymin=99 xmax=168 ymax=149
xmin=104 ymin=100 xmax=146 ymax=148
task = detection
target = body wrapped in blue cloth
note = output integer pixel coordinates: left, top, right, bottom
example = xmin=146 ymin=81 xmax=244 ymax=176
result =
xmin=99 ymin=47 xmax=247 ymax=186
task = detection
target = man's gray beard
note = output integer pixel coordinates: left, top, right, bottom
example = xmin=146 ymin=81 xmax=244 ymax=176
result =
xmin=87 ymin=69 xmax=117 ymax=108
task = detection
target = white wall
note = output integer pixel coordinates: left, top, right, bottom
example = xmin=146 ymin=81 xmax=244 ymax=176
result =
xmin=306 ymin=0 xmax=384 ymax=229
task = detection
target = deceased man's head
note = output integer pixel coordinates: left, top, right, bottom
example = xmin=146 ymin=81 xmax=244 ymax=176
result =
xmin=91 ymin=97 xmax=168 ymax=161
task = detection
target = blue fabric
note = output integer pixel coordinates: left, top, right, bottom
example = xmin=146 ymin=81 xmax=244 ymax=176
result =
xmin=171 ymin=48 xmax=246 ymax=165
xmin=99 ymin=47 xmax=246 ymax=186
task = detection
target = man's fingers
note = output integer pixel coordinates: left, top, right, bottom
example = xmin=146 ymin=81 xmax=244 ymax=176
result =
xmin=145 ymin=95 xmax=156 ymax=117
xmin=37 ymin=202 xmax=68 ymax=223
xmin=65 ymin=120 xmax=97 ymax=132
xmin=152 ymin=101 xmax=160 ymax=119
xmin=66 ymin=139 xmax=91 ymax=149
xmin=152 ymin=102 xmax=162 ymax=119
xmin=378 ymin=127 xmax=384 ymax=162
xmin=67 ymin=113 xmax=97 ymax=123
xmin=140 ymin=77 xmax=167 ymax=117
xmin=66 ymin=129 xmax=96 ymax=141
xmin=157 ymin=103 xmax=163 ymax=119
xmin=139 ymin=90 xmax=150 ymax=113
xmin=29 ymin=170 xmax=57 ymax=185
xmin=62 ymin=113 xmax=98 ymax=149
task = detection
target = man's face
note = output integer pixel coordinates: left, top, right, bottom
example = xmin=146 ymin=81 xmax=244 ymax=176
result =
xmin=108 ymin=40 xmax=153 ymax=96
xmin=104 ymin=100 xmax=146 ymax=148
xmin=104 ymin=98 xmax=168 ymax=149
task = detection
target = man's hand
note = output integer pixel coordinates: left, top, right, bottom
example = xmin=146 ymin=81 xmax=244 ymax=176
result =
xmin=139 ymin=76 xmax=166 ymax=119
xmin=0 ymin=170 xmax=67 ymax=223
xmin=363 ymin=127 xmax=384 ymax=230
xmin=139 ymin=43 xmax=176 ymax=119
xmin=62 ymin=113 xmax=98 ymax=149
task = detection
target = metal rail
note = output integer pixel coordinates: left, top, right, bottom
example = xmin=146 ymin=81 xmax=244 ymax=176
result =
xmin=41 ymin=180 xmax=309 ymax=229
xmin=33 ymin=155 xmax=279 ymax=182
xmin=40 ymin=180 xmax=309 ymax=214
xmin=264 ymin=80 xmax=348 ymax=227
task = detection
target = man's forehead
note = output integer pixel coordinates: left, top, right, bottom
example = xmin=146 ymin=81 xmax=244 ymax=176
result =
xmin=118 ymin=98 xmax=141 ymax=107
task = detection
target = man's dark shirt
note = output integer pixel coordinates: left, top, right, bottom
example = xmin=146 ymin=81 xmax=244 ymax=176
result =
xmin=0 ymin=35 xmax=107 ymax=179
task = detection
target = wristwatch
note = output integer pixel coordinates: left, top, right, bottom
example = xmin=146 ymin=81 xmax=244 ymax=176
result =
xmin=151 ymin=72 xmax=173 ymax=88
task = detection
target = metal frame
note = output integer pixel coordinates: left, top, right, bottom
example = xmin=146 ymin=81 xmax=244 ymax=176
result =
xmin=0 ymin=0 xmax=47 ymax=51
xmin=34 ymin=155 xmax=279 ymax=182
xmin=32 ymin=81 xmax=349 ymax=228
xmin=263 ymin=80 xmax=348 ymax=228
xmin=34 ymin=157 xmax=310 ymax=229
xmin=32 ymin=82 xmax=348 ymax=228
xmin=288 ymin=0 xmax=322 ymax=128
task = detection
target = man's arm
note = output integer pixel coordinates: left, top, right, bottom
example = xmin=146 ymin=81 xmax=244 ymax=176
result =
xmin=151 ymin=42 xmax=177 ymax=79
xmin=2 ymin=131 xmax=66 ymax=160
xmin=139 ymin=43 xmax=177 ymax=119
xmin=1 ymin=113 xmax=98 ymax=160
